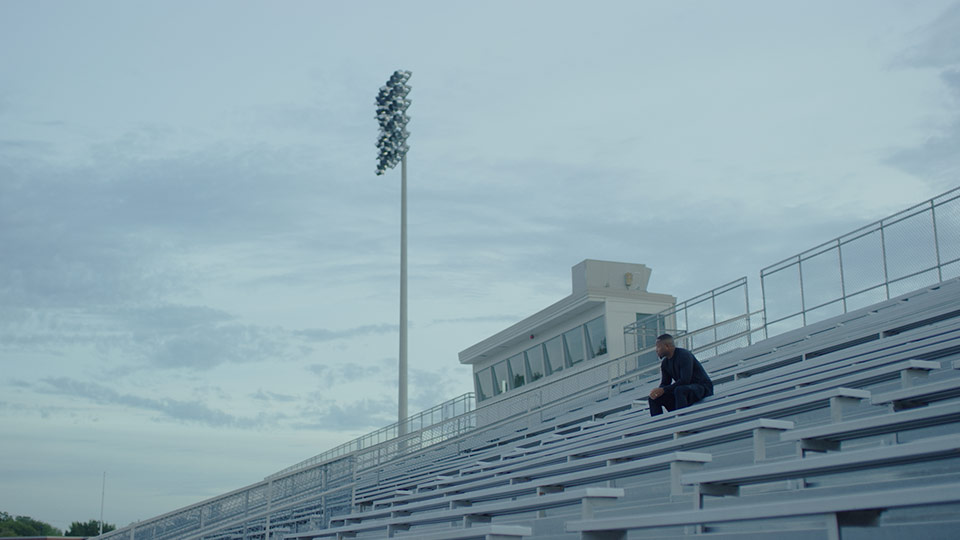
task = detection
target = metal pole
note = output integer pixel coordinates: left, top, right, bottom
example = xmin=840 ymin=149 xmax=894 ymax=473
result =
xmin=880 ymin=223 xmax=890 ymax=299
xmin=99 ymin=471 xmax=106 ymax=536
xmin=398 ymin=153 xmax=408 ymax=435
xmin=798 ymin=257 xmax=807 ymax=326
xmin=264 ymin=479 xmax=273 ymax=540
xmin=837 ymin=239 xmax=848 ymax=314
xmin=931 ymin=203 xmax=942 ymax=282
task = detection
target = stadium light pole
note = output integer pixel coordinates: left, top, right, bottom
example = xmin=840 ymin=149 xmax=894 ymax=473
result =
xmin=375 ymin=70 xmax=412 ymax=436
xmin=99 ymin=471 xmax=106 ymax=536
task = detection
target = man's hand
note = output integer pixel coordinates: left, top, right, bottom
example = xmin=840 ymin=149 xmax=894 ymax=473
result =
xmin=649 ymin=387 xmax=664 ymax=400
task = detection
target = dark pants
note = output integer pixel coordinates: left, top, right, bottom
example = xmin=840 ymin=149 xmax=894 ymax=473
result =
xmin=648 ymin=384 xmax=710 ymax=416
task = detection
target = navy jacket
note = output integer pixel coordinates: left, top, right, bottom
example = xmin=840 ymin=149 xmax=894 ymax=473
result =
xmin=658 ymin=347 xmax=713 ymax=395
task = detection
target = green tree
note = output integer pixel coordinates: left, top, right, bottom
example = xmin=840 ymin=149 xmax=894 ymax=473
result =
xmin=0 ymin=511 xmax=62 ymax=536
xmin=65 ymin=519 xmax=116 ymax=536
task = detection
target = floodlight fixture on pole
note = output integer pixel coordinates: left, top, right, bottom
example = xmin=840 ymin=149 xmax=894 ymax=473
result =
xmin=375 ymin=70 xmax=411 ymax=176
xmin=375 ymin=70 xmax=412 ymax=436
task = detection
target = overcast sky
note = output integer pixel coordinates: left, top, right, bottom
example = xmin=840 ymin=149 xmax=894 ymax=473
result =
xmin=1 ymin=0 xmax=959 ymax=531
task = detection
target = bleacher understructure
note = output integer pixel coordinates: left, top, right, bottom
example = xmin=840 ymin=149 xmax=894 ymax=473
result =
xmin=98 ymin=188 xmax=960 ymax=539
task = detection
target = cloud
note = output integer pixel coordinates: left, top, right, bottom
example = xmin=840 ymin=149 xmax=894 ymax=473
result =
xmin=290 ymin=366 xmax=469 ymax=432
xmin=0 ymin=125 xmax=405 ymax=376
xmin=295 ymin=323 xmax=398 ymax=342
xmin=144 ymin=323 xmax=297 ymax=370
xmin=250 ymin=389 xmax=297 ymax=403
xmin=409 ymin=367 xmax=468 ymax=413
xmin=893 ymin=2 xmax=960 ymax=68
xmin=291 ymin=396 xmax=394 ymax=431
xmin=886 ymin=4 xmax=960 ymax=186
xmin=0 ymin=158 xmax=184 ymax=310
xmin=886 ymin=124 xmax=960 ymax=185
xmin=430 ymin=314 xmax=521 ymax=325
xmin=886 ymin=69 xmax=960 ymax=185
xmin=32 ymin=377 xmax=282 ymax=428
xmin=0 ymin=125 xmax=373 ymax=313
xmin=0 ymin=138 xmax=53 ymax=151
xmin=0 ymin=304 xmax=302 ymax=371
xmin=307 ymin=362 xmax=384 ymax=389
xmin=118 ymin=304 xmax=236 ymax=333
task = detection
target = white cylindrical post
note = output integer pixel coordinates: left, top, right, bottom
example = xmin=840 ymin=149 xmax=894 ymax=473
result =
xmin=398 ymin=153 xmax=408 ymax=435
xmin=99 ymin=471 xmax=106 ymax=536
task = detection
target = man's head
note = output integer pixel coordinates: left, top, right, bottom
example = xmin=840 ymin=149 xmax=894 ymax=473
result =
xmin=655 ymin=333 xmax=675 ymax=359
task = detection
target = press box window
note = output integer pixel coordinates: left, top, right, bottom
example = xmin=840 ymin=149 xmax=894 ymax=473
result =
xmin=543 ymin=336 xmax=565 ymax=375
xmin=475 ymin=368 xmax=494 ymax=402
xmin=492 ymin=360 xmax=510 ymax=395
xmin=584 ymin=316 xmax=607 ymax=358
xmin=525 ymin=345 xmax=545 ymax=382
xmin=563 ymin=326 xmax=585 ymax=367
xmin=507 ymin=353 xmax=526 ymax=388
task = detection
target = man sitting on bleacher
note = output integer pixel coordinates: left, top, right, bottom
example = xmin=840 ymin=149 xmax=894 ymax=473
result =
xmin=648 ymin=334 xmax=714 ymax=416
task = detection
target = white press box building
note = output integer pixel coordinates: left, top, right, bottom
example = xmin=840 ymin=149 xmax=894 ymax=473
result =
xmin=96 ymin=186 xmax=960 ymax=540
xmin=461 ymin=259 xmax=675 ymax=408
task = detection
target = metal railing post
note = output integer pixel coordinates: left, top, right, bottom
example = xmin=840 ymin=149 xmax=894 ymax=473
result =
xmin=931 ymin=202 xmax=943 ymax=281
xmin=837 ymin=238 xmax=847 ymax=314
xmin=880 ymin=221 xmax=890 ymax=299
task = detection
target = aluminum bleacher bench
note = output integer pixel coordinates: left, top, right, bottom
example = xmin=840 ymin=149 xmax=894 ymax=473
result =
xmin=636 ymin=386 xmax=869 ymax=432
xmin=703 ymin=283 xmax=960 ymax=377
xmin=397 ymin=524 xmax=531 ymax=540
xmin=565 ymin=481 xmax=960 ymax=540
xmin=624 ymin=353 xmax=937 ymax=425
xmin=356 ymin=459 xmax=478 ymax=507
xmin=781 ymin=401 xmax=960 ymax=455
xmin=357 ymin=424 xmax=605 ymax=507
xmin=294 ymin=488 xmax=620 ymax=539
xmin=356 ymin=333 xmax=954 ymax=517
xmin=392 ymin=487 xmax=621 ymax=537
xmin=356 ymin=414 xmax=639 ymax=508
xmin=605 ymin=383 xmax=867 ymax=447
xmin=362 ymin=333 xmax=954 ymax=510
xmin=556 ymin=418 xmax=792 ymax=465
xmin=290 ymin=524 xmax=533 ymax=540
xmin=340 ymin=451 xmax=711 ymax=535
xmin=440 ymin=386 xmax=867 ymax=494
xmin=376 ymin=451 xmax=710 ymax=512
xmin=745 ymin=355 xmax=944 ymax=400
xmin=356 ymin=375 xmax=881 ymax=513
xmin=871 ymin=377 xmax=960 ymax=410
xmin=590 ymin=418 xmax=792 ymax=463
xmin=469 ymin=332 xmax=944 ymax=483
xmin=506 ymin=451 xmax=710 ymax=497
xmin=710 ymin=316 xmax=960 ymax=395
xmin=443 ymin=418 xmax=791 ymax=494
xmin=733 ymin=348 xmax=945 ymax=393
xmin=681 ymin=433 xmax=960 ymax=509
xmin=354 ymin=399 xmax=633 ymax=507
xmin=715 ymin=337 xmax=954 ymax=402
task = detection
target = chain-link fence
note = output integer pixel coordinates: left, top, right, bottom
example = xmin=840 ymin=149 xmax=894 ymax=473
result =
xmin=761 ymin=187 xmax=960 ymax=337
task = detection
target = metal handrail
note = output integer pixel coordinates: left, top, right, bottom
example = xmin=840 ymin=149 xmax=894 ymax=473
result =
xmin=97 ymin=394 xmax=477 ymax=540
xmin=268 ymin=392 xmax=475 ymax=479
xmin=760 ymin=186 xmax=960 ymax=334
